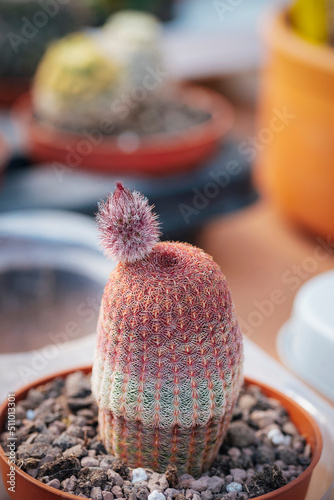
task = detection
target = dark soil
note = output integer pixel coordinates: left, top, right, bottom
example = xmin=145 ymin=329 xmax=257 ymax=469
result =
xmin=0 ymin=372 xmax=312 ymax=500
xmin=246 ymin=465 xmax=287 ymax=498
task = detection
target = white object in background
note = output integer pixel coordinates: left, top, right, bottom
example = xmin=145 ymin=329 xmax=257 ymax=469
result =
xmin=163 ymin=0 xmax=290 ymax=79
xmin=0 ymin=210 xmax=114 ymax=402
xmin=277 ymin=270 xmax=334 ymax=402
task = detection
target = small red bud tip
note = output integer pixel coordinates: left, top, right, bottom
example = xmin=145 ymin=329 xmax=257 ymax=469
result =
xmin=96 ymin=182 xmax=160 ymax=263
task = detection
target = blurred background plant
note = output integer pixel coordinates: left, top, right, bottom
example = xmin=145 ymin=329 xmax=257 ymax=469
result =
xmin=32 ymin=11 xmax=164 ymax=131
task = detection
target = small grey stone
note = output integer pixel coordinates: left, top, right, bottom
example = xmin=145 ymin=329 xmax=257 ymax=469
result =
xmin=207 ymin=476 xmax=225 ymax=493
xmin=292 ymin=437 xmax=305 ymax=453
xmin=132 ymin=468 xmax=148 ymax=484
xmin=274 ymin=460 xmax=287 ymax=469
xmin=282 ymin=470 xmax=293 ymax=481
xmin=53 ymin=433 xmax=78 ymax=451
xmin=17 ymin=442 xmax=49 ymax=459
xmin=62 ymin=475 xmax=78 ymax=492
xmin=223 ymin=493 xmax=238 ymax=500
xmin=47 ymin=478 xmax=60 ymax=489
xmin=148 ymin=473 xmax=169 ymax=492
xmin=253 ymin=445 xmax=276 ymax=464
xmin=108 ymin=470 xmax=124 ymax=487
xmin=48 ymin=446 xmax=61 ymax=458
xmin=103 ymin=493 xmax=114 ymax=500
xmin=68 ymin=415 xmax=88 ymax=426
xmin=193 ymin=495 xmax=201 ymax=500
xmin=230 ymin=468 xmax=247 ymax=483
xmin=227 ymin=422 xmax=256 ymax=447
xmin=227 ymin=447 xmax=241 ymax=459
xmin=15 ymin=404 xmax=27 ymax=420
xmin=282 ymin=422 xmax=298 ymax=436
xmin=148 ymin=492 xmax=166 ymax=500
xmin=26 ymin=389 xmax=45 ymax=408
xmin=185 ymin=489 xmax=197 ymax=499
xmin=39 ymin=454 xmax=55 ymax=466
xmin=35 ymin=433 xmax=54 ymax=445
xmin=100 ymin=456 xmax=117 ymax=469
xmin=64 ymin=444 xmax=88 ymax=459
xmin=49 ymin=421 xmax=66 ymax=436
xmin=250 ymin=410 xmax=277 ymax=428
xmin=26 ymin=469 xmax=38 ymax=479
xmin=268 ymin=428 xmax=291 ymax=446
xmin=65 ymin=371 xmax=91 ymax=398
xmin=179 ymin=474 xmax=194 ymax=489
xmin=226 ymin=482 xmax=242 ymax=493
xmin=200 ymin=490 xmax=213 ymax=500
xmin=277 ymin=447 xmax=299 ymax=465
xmin=68 ymin=396 xmax=95 ymax=411
xmin=81 ymin=456 xmax=100 ymax=468
xmin=164 ymin=488 xmax=180 ymax=498
xmin=112 ymin=485 xmax=124 ymax=498
xmin=188 ymin=477 xmax=210 ymax=492
xmin=91 ymin=487 xmax=103 ymax=500
xmin=238 ymin=394 xmax=256 ymax=411
xmin=134 ymin=482 xmax=150 ymax=500
xmin=66 ymin=424 xmax=85 ymax=439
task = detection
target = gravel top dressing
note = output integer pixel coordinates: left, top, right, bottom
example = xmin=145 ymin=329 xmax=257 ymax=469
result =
xmin=0 ymin=372 xmax=312 ymax=500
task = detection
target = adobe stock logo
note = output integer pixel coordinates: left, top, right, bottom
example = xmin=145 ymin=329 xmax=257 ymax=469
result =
xmin=7 ymin=0 xmax=71 ymax=54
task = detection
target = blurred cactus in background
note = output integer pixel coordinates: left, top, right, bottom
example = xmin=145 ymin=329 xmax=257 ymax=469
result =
xmin=92 ymin=183 xmax=244 ymax=476
xmin=32 ymin=11 xmax=164 ymax=131
xmin=101 ymin=10 xmax=163 ymax=88
xmin=32 ymin=33 xmax=126 ymax=130
xmin=0 ymin=0 xmax=92 ymax=80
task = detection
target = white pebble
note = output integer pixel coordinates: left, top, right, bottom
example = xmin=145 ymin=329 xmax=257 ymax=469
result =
xmin=26 ymin=409 xmax=35 ymax=420
xmin=268 ymin=428 xmax=291 ymax=446
xmin=148 ymin=491 xmax=166 ymax=500
xmin=132 ymin=467 xmax=148 ymax=483
xmin=226 ymin=482 xmax=242 ymax=493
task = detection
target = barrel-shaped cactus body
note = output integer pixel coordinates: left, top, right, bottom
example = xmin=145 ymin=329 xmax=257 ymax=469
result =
xmin=92 ymin=184 xmax=243 ymax=476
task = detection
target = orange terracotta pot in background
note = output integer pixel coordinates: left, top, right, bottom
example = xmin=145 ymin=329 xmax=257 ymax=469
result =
xmin=13 ymin=84 xmax=234 ymax=177
xmin=255 ymin=9 xmax=334 ymax=239
xmin=0 ymin=367 xmax=322 ymax=500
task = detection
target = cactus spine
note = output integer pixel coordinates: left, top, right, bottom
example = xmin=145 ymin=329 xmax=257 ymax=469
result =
xmin=92 ymin=183 xmax=243 ymax=476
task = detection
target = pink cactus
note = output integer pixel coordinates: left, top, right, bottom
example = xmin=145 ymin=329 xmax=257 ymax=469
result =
xmin=92 ymin=183 xmax=243 ymax=476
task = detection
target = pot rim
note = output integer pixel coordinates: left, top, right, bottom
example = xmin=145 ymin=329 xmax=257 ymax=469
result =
xmin=263 ymin=8 xmax=334 ymax=76
xmin=12 ymin=83 xmax=234 ymax=155
xmin=0 ymin=367 xmax=323 ymax=500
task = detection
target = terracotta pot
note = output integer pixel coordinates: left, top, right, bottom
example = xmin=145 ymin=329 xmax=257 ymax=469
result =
xmin=0 ymin=78 xmax=30 ymax=108
xmin=255 ymin=9 xmax=334 ymax=239
xmin=0 ymin=367 xmax=322 ymax=500
xmin=12 ymin=84 xmax=234 ymax=177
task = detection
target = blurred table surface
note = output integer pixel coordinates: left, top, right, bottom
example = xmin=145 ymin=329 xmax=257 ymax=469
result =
xmin=197 ymin=200 xmax=334 ymax=407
